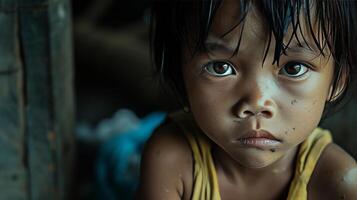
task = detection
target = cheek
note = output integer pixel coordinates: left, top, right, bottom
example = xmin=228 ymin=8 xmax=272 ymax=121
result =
xmin=186 ymin=83 xmax=230 ymax=136
xmin=279 ymin=70 xmax=332 ymax=117
xmin=183 ymin=62 xmax=233 ymax=115
xmin=184 ymin=73 xmax=235 ymax=142
xmin=278 ymin=83 xmax=329 ymax=144
xmin=279 ymin=90 xmax=327 ymax=122
xmin=283 ymin=98 xmax=325 ymax=131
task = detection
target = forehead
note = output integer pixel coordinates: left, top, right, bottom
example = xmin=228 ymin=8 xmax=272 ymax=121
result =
xmin=206 ymin=0 xmax=327 ymax=57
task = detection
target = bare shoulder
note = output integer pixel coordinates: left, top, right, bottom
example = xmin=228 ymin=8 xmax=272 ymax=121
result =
xmin=136 ymin=122 xmax=193 ymax=200
xmin=308 ymin=143 xmax=357 ymax=200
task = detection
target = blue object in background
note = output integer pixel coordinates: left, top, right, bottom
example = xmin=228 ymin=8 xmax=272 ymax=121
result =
xmin=95 ymin=111 xmax=166 ymax=200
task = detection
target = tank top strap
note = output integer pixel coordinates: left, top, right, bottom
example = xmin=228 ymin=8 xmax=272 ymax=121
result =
xmin=287 ymin=127 xmax=333 ymax=200
xmin=169 ymin=111 xmax=221 ymax=200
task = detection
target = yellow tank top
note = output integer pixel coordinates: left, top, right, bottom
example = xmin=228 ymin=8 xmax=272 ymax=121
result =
xmin=170 ymin=111 xmax=332 ymax=200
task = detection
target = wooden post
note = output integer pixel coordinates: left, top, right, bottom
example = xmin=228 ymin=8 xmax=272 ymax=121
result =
xmin=0 ymin=0 xmax=74 ymax=199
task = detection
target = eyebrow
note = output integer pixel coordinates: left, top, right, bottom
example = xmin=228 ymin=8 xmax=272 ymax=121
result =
xmin=203 ymin=41 xmax=236 ymax=54
xmin=285 ymin=41 xmax=322 ymax=57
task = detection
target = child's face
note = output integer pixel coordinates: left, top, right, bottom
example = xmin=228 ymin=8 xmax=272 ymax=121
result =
xmin=182 ymin=0 xmax=335 ymax=168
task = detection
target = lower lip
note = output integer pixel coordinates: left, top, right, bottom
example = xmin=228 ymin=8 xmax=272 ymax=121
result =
xmin=237 ymin=138 xmax=281 ymax=149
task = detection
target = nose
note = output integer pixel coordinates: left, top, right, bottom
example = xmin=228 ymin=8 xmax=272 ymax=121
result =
xmin=237 ymin=102 xmax=274 ymax=119
xmin=235 ymin=80 xmax=276 ymax=119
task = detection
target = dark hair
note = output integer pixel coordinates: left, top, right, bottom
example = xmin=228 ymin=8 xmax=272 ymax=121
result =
xmin=150 ymin=0 xmax=357 ymax=116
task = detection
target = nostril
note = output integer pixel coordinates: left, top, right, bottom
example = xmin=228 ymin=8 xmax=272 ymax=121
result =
xmin=243 ymin=110 xmax=254 ymax=116
xmin=238 ymin=110 xmax=254 ymax=118
xmin=260 ymin=110 xmax=273 ymax=118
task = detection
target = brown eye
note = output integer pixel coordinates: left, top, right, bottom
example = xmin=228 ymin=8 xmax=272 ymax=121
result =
xmin=280 ymin=62 xmax=309 ymax=77
xmin=203 ymin=61 xmax=236 ymax=77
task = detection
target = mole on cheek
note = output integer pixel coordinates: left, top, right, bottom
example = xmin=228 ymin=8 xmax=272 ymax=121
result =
xmin=291 ymin=99 xmax=298 ymax=105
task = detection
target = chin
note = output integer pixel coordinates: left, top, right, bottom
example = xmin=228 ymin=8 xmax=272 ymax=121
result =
xmin=238 ymin=159 xmax=274 ymax=169
xmin=233 ymin=149 xmax=282 ymax=169
xmin=240 ymin=160 xmax=275 ymax=169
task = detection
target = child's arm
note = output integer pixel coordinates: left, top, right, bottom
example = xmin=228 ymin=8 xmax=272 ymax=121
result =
xmin=135 ymin=124 xmax=193 ymax=200
xmin=308 ymin=143 xmax=357 ymax=199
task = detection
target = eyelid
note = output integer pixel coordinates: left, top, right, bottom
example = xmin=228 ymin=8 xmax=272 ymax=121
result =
xmin=201 ymin=60 xmax=237 ymax=77
xmin=278 ymin=61 xmax=311 ymax=79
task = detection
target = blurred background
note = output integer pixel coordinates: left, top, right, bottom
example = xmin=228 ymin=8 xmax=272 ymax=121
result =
xmin=72 ymin=0 xmax=170 ymax=124
xmin=72 ymin=0 xmax=178 ymax=199
xmin=71 ymin=0 xmax=175 ymax=199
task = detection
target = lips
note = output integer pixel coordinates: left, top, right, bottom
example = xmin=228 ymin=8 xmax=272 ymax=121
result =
xmin=240 ymin=129 xmax=279 ymax=141
xmin=236 ymin=130 xmax=281 ymax=149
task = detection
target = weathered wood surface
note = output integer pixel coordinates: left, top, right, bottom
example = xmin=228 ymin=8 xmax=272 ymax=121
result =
xmin=0 ymin=4 xmax=27 ymax=200
xmin=0 ymin=0 xmax=74 ymax=199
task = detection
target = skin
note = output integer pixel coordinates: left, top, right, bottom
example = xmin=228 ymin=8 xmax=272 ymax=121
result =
xmin=136 ymin=0 xmax=357 ymax=199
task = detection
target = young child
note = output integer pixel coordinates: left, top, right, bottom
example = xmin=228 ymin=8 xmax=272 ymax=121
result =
xmin=137 ymin=0 xmax=357 ymax=199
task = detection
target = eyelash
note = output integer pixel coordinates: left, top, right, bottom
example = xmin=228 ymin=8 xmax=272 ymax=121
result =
xmin=279 ymin=61 xmax=311 ymax=79
xmin=201 ymin=60 xmax=236 ymax=77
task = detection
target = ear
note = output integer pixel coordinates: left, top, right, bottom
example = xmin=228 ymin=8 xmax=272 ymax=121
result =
xmin=327 ymin=67 xmax=349 ymax=102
